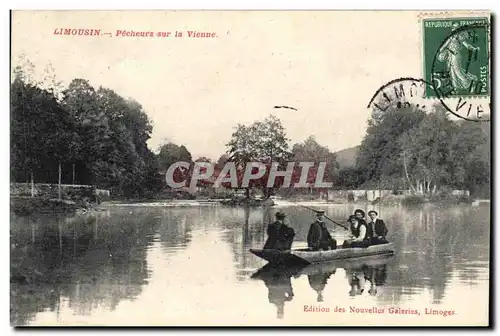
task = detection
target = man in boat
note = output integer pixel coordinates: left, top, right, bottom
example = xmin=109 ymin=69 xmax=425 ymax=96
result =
xmin=263 ymin=211 xmax=295 ymax=250
xmin=307 ymin=210 xmax=337 ymax=251
xmin=342 ymin=215 xmax=369 ymax=248
xmin=367 ymin=210 xmax=389 ymax=245
xmin=354 ymin=209 xmax=367 ymax=226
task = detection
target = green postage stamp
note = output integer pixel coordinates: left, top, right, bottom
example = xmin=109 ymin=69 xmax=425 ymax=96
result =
xmin=423 ymin=17 xmax=490 ymax=98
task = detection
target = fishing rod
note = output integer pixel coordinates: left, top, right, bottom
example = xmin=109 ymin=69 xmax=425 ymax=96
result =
xmin=298 ymin=204 xmax=349 ymax=230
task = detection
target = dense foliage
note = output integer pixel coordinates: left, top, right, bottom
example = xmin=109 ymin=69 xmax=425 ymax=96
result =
xmin=11 ymin=69 xmax=162 ymax=197
xmin=348 ymin=102 xmax=490 ymax=197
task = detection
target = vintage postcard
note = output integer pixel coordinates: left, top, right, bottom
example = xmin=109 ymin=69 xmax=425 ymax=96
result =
xmin=10 ymin=10 xmax=491 ymax=327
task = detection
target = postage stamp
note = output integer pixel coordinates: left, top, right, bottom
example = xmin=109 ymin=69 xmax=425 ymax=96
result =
xmin=423 ymin=17 xmax=490 ymax=98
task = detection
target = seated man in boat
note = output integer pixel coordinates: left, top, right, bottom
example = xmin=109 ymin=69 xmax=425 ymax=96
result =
xmin=367 ymin=210 xmax=389 ymax=245
xmin=342 ymin=215 xmax=369 ymax=248
xmin=307 ymin=210 xmax=337 ymax=251
xmin=263 ymin=211 xmax=295 ymax=251
xmin=354 ymin=209 xmax=367 ymax=226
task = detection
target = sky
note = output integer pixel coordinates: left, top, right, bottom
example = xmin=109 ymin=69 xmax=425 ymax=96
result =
xmin=11 ymin=10 xmax=489 ymax=160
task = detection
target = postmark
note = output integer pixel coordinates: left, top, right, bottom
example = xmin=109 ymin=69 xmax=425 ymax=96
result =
xmin=424 ymin=18 xmax=490 ymax=121
xmin=367 ymin=77 xmax=430 ymax=118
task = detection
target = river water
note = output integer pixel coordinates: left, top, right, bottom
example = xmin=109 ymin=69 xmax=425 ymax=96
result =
xmin=10 ymin=203 xmax=490 ymax=326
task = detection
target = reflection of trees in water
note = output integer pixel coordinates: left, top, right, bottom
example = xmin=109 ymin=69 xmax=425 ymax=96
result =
xmin=218 ymin=207 xmax=268 ymax=279
xmin=157 ymin=209 xmax=195 ymax=252
xmin=377 ymin=205 xmax=489 ymax=305
xmin=10 ymin=211 xmax=160 ymax=325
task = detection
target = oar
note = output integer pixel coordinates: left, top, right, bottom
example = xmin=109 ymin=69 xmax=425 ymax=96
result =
xmin=298 ymin=204 xmax=349 ymax=230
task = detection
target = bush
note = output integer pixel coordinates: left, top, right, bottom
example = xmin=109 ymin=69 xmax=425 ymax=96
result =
xmin=401 ymin=195 xmax=427 ymax=206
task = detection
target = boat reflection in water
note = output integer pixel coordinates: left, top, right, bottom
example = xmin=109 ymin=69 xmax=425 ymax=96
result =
xmin=345 ymin=257 xmax=388 ymax=297
xmin=251 ymin=253 xmax=393 ymax=318
xmin=307 ymin=270 xmax=335 ymax=302
xmin=251 ymin=264 xmax=301 ymax=319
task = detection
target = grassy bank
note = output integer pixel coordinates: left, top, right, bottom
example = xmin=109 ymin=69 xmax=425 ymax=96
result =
xmin=10 ymin=196 xmax=86 ymax=216
xmin=401 ymin=194 xmax=475 ymax=206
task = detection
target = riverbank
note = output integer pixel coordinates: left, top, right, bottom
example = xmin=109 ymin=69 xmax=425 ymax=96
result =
xmin=10 ymin=196 xmax=87 ymax=216
xmin=12 ymin=194 xmax=489 ymax=216
xmin=105 ymin=199 xmax=222 ymax=207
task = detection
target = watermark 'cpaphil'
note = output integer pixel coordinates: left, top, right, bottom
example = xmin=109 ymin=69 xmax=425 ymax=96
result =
xmin=165 ymin=161 xmax=333 ymax=191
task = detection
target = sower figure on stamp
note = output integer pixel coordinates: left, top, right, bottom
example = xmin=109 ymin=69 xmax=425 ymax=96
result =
xmin=437 ymin=22 xmax=480 ymax=94
xmin=307 ymin=211 xmax=337 ymax=251
xmin=367 ymin=210 xmax=389 ymax=245
xmin=263 ymin=211 xmax=295 ymax=251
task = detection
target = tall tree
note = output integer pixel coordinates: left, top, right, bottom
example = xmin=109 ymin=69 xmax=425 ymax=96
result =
xmin=226 ymin=115 xmax=292 ymax=198
xmin=11 ymin=76 xmax=77 ymax=184
xmin=157 ymin=143 xmax=193 ymax=189
xmin=401 ymin=109 xmax=456 ymax=193
xmin=449 ymin=121 xmax=489 ymax=197
xmin=157 ymin=143 xmax=192 ymax=172
xmin=356 ymin=104 xmax=426 ymax=188
xmin=292 ymin=135 xmax=339 ymax=185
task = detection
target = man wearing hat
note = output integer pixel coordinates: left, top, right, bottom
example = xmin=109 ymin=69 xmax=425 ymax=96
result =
xmin=263 ymin=211 xmax=295 ymax=251
xmin=307 ymin=211 xmax=337 ymax=251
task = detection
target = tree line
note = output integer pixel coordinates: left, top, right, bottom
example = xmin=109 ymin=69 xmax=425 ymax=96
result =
xmin=11 ymin=62 xmax=162 ymax=198
xmin=339 ymin=102 xmax=490 ymax=197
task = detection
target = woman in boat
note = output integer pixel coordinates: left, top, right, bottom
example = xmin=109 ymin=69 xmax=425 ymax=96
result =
xmin=342 ymin=215 xmax=369 ymax=248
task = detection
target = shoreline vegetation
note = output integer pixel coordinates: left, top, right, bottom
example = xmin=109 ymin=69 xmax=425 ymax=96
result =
xmin=10 ymin=58 xmax=490 ymax=216
xmin=10 ymin=193 xmax=489 ymax=216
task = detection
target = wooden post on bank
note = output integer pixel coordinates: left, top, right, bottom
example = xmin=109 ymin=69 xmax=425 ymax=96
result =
xmin=58 ymin=162 xmax=62 ymax=200
xmin=30 ymin=172 xmax=34 ymax=197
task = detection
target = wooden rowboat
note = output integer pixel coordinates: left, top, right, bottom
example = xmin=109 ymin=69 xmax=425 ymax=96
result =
xmin=250 ymin=252 xmax=395 ymax=282
xmin=250 ymin=242 xmax=395 ymax=266
xmin=297 ymin=252 xmax=394 ymax=276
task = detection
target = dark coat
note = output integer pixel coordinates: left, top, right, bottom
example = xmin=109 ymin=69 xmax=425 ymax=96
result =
xmin=350 ymin=222 xmax=368 ymax=239
xmin=307 ymin=221 xmax=336 ymax=251
xmin=263 ymin=221 xmax=295 ymax=250
xmin=367 ymin=219 xmax=388 ymax=238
